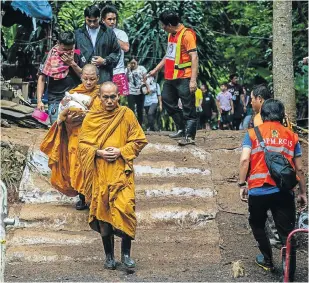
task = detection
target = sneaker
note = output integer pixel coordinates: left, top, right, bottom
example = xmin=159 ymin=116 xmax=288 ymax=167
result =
xmin=178 ymin=136 xmax=195 ymax=146
xmin=169 ymin=130 xmax=184 ymax=139
xmin=255 ymin=254 xmax=275 ymax=272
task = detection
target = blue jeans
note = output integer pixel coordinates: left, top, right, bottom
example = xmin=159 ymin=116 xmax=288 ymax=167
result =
xmin=48 ymin=102 xmax=60 ymax=124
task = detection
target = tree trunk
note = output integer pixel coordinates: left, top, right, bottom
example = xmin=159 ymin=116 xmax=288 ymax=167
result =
xmin=273 ymin=1 xmax=296 ymax=122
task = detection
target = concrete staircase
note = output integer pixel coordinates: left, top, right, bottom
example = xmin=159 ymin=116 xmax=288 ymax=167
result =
xmin=5 ymin=136 xmax=221 ymax=281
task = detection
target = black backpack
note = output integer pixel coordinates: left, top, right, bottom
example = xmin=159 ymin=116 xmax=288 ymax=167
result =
xmin=254 ymin=126 xmax=298 ymax=191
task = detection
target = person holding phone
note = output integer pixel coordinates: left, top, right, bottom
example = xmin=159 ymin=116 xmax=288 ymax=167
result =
xmin=74 ymin=5 xmax=121 ymax=84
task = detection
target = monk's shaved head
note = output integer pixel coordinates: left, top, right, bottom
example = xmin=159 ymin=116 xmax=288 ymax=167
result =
xmin=100 ymin=81 xmax=119 ymax=94
xmin=81 ymin=64 xmax=99 ymax=90
xmin=82 ymin=64 xmax=99 ymax=76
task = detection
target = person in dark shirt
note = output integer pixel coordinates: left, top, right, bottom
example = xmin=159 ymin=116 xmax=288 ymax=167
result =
xmin=199 ymin=83 xmax=218 ymax=130
xmin=74 ymin=5 xmax=120 ymax=84
xmin=228 ymin=74 xmax=246 ymax=130
xmin=36 ymin=31 xmax=82 ymax=124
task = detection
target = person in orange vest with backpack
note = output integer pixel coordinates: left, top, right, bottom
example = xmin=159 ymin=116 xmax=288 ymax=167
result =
xmin=148 ymin=11 xmax=198 ymax=146
xmin=238 ymin=99 xmax=307 ymax=281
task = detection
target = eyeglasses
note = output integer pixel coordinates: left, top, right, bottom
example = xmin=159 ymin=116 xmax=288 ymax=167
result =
xmin=101 ymin=94 xmax=117 ymax=101
xmin=86 ymin=18 xmax=99 ymax=24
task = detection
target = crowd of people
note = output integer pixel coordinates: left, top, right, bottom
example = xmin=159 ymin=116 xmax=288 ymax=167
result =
xmin=36 ymin=4 xmax=307 ymax=281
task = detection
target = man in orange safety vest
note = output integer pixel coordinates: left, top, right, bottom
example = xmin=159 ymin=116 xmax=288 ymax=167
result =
xmin=148 ymin=11 xmax=199 ymax=146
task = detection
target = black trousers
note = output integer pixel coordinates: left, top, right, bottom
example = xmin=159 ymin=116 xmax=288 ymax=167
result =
xmin=248 ymin=192 xmax=296 ymax=261
xmin=144 ymin=103 xmax=158 ymax=131
xmin=161 ymin=78 xmax=197 ymax=122
xmin=128 ymin=94 xmax=145 ymax=126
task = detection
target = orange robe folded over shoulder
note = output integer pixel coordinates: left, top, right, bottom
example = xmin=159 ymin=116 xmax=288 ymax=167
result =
xmin=40 ymin=84 xmax=99 ymax=196
xmin=78 ymin=100 xmax=148 ymax=239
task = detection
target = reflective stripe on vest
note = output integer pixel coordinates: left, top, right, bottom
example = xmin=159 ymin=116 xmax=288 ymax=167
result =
xmin=251 ymin=145 xmax=294 ymax=157
xmin=165 ymin=28 xmax=192 ymax=80
xmin=248 ymin=173 xmax=269 ymax=181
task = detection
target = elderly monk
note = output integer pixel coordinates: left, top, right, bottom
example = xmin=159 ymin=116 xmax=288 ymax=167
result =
xmin=78 ymin=81 xmax=147 ymax=270
xmin=40 ymin=64 xmax=100 ymax=210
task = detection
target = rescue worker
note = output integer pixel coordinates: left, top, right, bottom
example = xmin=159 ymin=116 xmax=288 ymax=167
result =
xmin=148 ymin=10 xmax=198 ymax=146
xmin=239 ymin=99 xmax=307 ymax=281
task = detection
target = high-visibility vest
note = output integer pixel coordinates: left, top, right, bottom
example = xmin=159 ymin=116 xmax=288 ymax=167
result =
xmin=247 ymin=121 xmax=299 ymax=189
xmin=164 ymin=27 xmax=193 ymax=80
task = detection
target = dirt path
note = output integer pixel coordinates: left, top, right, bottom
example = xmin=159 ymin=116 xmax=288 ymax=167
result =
xmin=2 ymin=126 xmax=308 ymax=282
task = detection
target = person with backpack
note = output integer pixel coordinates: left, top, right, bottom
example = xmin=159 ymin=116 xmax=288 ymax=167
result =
xmin=238 ymin=99 xmax=307 ymax=281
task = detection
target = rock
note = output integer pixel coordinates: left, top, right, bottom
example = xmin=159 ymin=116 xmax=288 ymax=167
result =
xmin=232 ymin=260 xmax=245 ymax=278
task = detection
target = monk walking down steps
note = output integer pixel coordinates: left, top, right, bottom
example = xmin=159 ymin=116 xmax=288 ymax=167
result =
xmin=40 ymin=64 xmax=100 ymax=209
xmin=78 ymin=82 xmax=148 ymax=269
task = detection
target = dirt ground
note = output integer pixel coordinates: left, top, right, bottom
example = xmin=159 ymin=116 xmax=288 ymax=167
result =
xmin=2 ymin=126 xmax=308 ymax=282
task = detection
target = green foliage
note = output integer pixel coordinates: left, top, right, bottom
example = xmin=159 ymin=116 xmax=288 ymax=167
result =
xmin=2 ymin=25 xmax=17 ymax=48
xmin=205 ymin=1 xmax=273 ymax=87
xmin=57 ymin=1 xmax=92 ymax=31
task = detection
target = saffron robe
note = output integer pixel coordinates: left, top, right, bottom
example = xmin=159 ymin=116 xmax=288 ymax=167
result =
xmin=40 ymin=84 xmax=99 ymax=196
xmin=78 ymin=100 xmax=147 ymax=239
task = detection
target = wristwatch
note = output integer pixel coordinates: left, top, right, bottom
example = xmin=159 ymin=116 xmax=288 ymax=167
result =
xmin=238 ymin=182 xmax=247 ymax=187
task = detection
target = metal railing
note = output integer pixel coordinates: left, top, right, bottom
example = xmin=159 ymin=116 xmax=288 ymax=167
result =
xmin=0 ymin=181 xmax=15 ymax=283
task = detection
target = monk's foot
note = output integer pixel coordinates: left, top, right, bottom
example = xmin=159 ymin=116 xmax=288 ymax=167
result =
xmin=75 ymin=200 xmax=88 ymax=210
xmin=121 ymin=254 xmax=136 ymax=268
xmin=104 ymin=254 xmax=116 ymax=270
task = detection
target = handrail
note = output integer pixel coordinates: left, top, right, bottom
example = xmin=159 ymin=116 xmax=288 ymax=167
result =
xmin=0 ymin=181 xmax=15 ymax=283
xmin=283 ymin=228 xmax=309 ymax=282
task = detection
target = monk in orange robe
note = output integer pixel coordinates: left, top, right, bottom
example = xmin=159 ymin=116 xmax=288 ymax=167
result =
xmin=40 ymin=64 xmax=100 ymax=209
xmin=78 ymin=81 xmax=147 ymax=270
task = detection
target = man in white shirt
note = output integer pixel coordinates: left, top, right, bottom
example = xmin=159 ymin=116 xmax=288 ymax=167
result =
xmin=101 ymin=5 xmax=130 ymax=97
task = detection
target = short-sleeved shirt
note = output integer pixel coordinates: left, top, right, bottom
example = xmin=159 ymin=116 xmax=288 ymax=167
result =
xmin=201 ymin=92 xmax=217 ymax=117
xmin=253 ymin=112 xmax=263 ymax=127
xmin=127 ymin=65 xmax=147 ymax=95
xmin=242 ymin=132 xmax=302 ymax=196
xmin=169 ymin=24 xmax=197 ymax=79
xmin=216 ymin=91 xmax=232 ymax=111
xmin=195 ymin=88 xmax=203 ymax=107
xmin=228 ymin=83 xmax=243 ymax=102
xmin=113 ymin=28 xmax=128 ymax=75
xmin=144 ymin=82 xmax=161 ymax=107
xmin=39 ymin=53 xmax=81 ymax=103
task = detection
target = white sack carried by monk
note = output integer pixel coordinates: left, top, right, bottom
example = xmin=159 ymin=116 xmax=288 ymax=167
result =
xmin=57 ymin=92 xmax=92 ymax=123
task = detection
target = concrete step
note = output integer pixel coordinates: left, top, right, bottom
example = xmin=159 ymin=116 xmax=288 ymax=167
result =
xmin=19 ymin=179 xmax=215 ymax=204
xmin=134 ymin=164 xmax=211 ymax=177
xmin=140 ymin=142 xmax=212 ymax=162
xmin=19 ymin=148 xmax=212 ymax=203
xmin=6 ymin=224 xmax=220 ymax=265
xmin=7 ymin=229 xmax=97 ymax=246
xmin=136 ymin=184 xmax=216 ymax=198
xmin=8 ymin=197 xmax=217 ymax=231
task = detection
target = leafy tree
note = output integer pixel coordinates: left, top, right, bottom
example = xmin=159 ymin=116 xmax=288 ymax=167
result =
xmin=205 ymin=1 xmax=273 ymax=86
xmin=273 ymin=1 xmax=296 ymax=121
